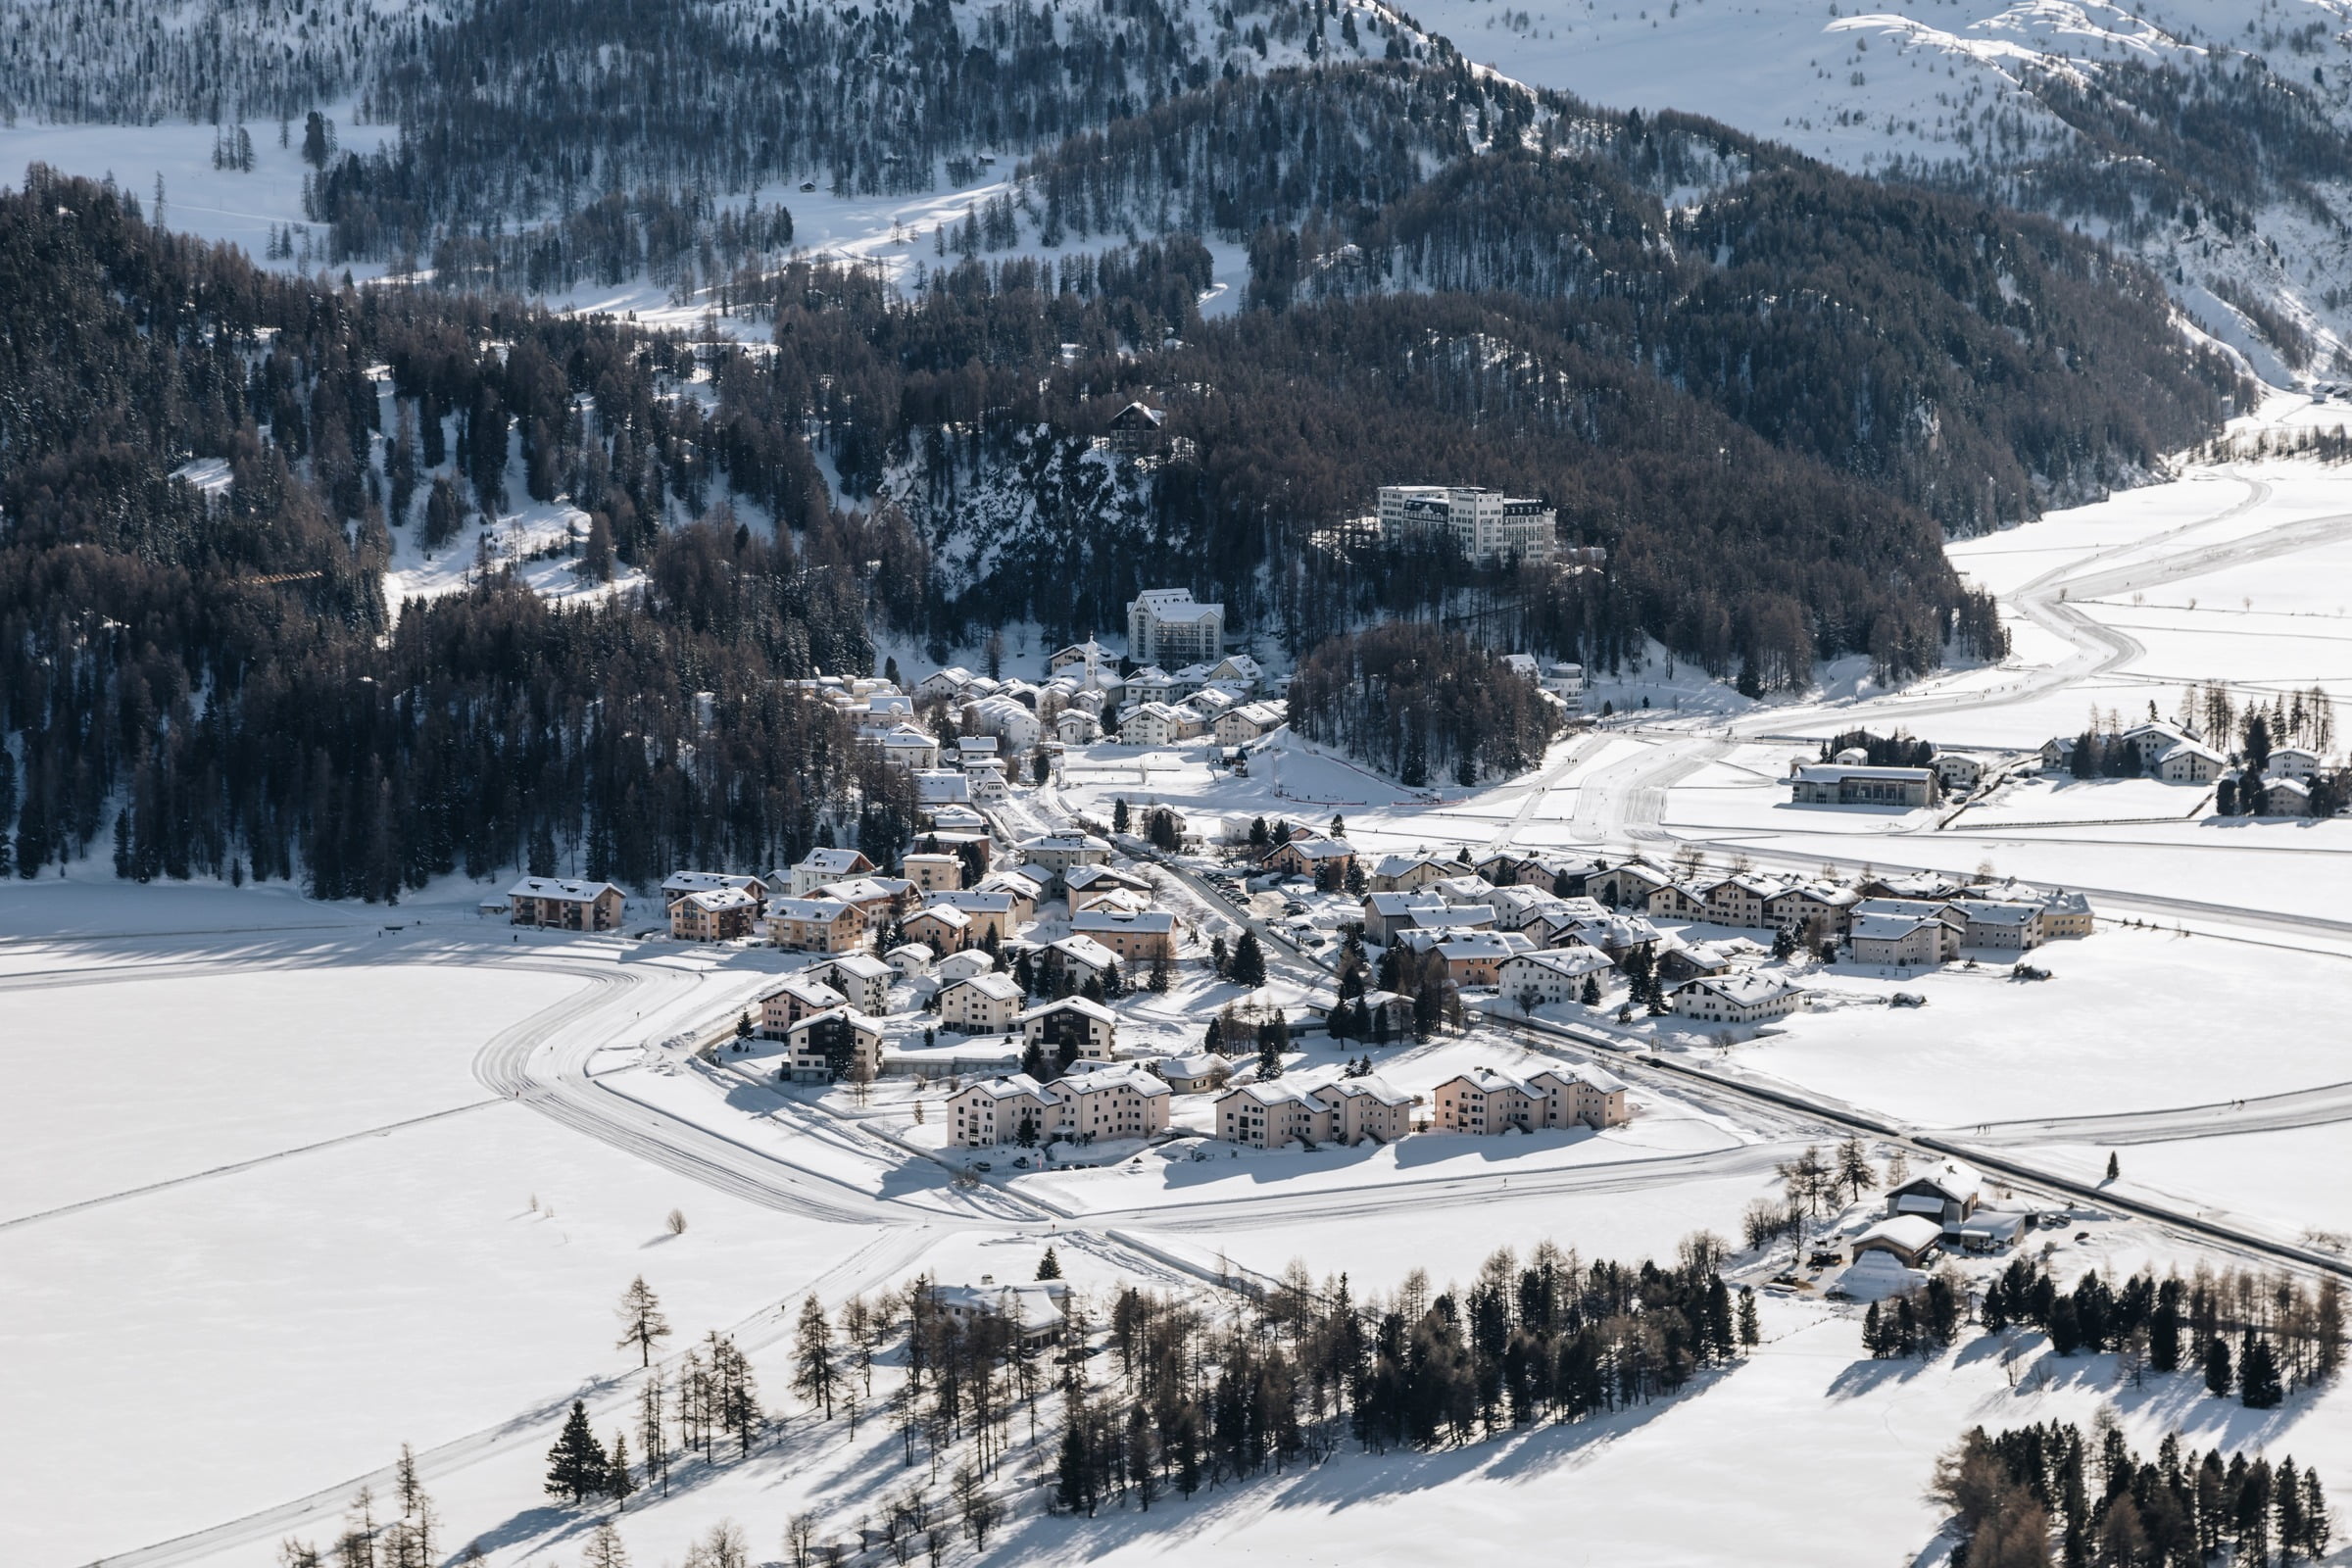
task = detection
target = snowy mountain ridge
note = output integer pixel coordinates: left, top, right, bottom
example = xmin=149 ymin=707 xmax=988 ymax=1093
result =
xmin=1396 ymin=0 xmax=2352 ymax=381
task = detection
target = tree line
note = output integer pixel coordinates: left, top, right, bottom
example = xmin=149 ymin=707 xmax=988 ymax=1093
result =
xmin=1933 ymin=1419 xmax=2331 ymax=1568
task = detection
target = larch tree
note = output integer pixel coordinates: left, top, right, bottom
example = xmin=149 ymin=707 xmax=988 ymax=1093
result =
xmin=1835 ymin=1136 xmax=1877 ymax=1204
xmin=616 ymin=1276 xmax=672 ymax=1368
xmin=581 ymin=1521 xmax=631 ymax=1568
xmin=636 ymin=1367 xmax=668 ymax=1497
xmin=793 ymin=1294 xmax=840 ymax=1419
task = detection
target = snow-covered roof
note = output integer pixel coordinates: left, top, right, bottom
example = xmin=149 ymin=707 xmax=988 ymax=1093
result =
xmin=1848 ymin=913 xmax=1936 ymax=942
xmin=1019 ymin=996 xmax=1118 ymax=1026
xmin=1896 ymin=1163 xmax=1984 ymax=1207
xmin=953 ymin=1073 xmax=1053 ymax=1102
xmin=1852 ymin=1214 xmax=1942 ymax=1253
xmin=1054 ymin=1062 xmax=1167 ymax=1097
xmin=677 ymin=887 xmax=760 ymax=913
xmin=662 ymin=870 xmax=765 ymax=896
xmin=1791 ymin=763 xmax=1936 ymax=783
xmin=1158 ymin=1053 xmax=1227 ymax=1081
xmin=1500 ymin=944 xmax=1613 ymax=979
xmin=913 ymin=770 xmax=972 ymax=804
xmin=1072 ymin=909 xmax=1175 ymax=934
xmin=1406 ymin=905 xmax=1494 ymax=931
xmin=769 ymin=898 xmax=857 ymax=922
xmin=942 ymin=972 xmax=1025 ymax=1003
xmin=785 ymin=1005 xmax=883 ymax=1038
xmin=1435 ymin=932 xmax=1512 ymax=960
xmin=819 ymin=877 xmax=912 ymax=905
xmin=1269 ymin=835 xmax=1353 ymax=860
xmin=508 ymin=876 xmax=622 ymax=903
xmin=797 ymin=848 xmax=871 ymax=875
xmin=1679 ymin=972 xmax=1799 ymax=1005
xmin=815 ymin=952 xmax=894 ymax=981
xmin=1364 ymin=891 xmax=1446 ymax=916
xmin=1063 ymin=863 xmax=1151 ymax=892
xmin=1372 ymin=853 xmax=1463 ymax=878
xmin=931 ymin=890 xmax=1017 ymax=914
xmin=1947 ymin=900 xmax=2038 ymax=927
xmin=1020 ymin=832 xmax=1111 ymax=854
xmin=1318 ymin=1073 xmax=1413 ymax=1107
xmin=1049 ymin=934 xmax=1120 ymax=971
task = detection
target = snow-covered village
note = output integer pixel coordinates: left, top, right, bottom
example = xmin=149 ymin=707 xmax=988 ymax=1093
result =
xmin=20 ymin=0 xmax=2352 ymax=1564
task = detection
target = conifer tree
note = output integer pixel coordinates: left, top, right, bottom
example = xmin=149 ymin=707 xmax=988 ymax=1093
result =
xmin=2205 ymin=1337 xmax=2234 ymax=1398
xmin=1231 ymin=931 xmax=1266 ymax=988
xmin=607 ymin=1432 xmax=635 ymax=1511
xmin=546 ymin=1401 xmax=610 ymax=1507
xmin=793 ymin=1294 xmax=839 ymax=1419
xmin=2241 ymin=1338 xmax=2284 ymax=1408
xmin=616 ymin=1276 xmax=672 ymax=1367
xmin=581 ymin=1521 xmax=630 ymax=1568
xmin=1036 ymin=1246 xmax=1062 ymax=1281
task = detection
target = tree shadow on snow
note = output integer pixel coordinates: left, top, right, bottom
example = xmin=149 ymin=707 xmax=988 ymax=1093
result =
xmin=1826 ymin=1354 xmax=1936 ymax=1398
xmin=979 ymin=1367 xmax=1733 ymax=1563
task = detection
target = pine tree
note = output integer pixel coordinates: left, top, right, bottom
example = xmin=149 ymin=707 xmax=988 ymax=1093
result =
xmin=1738 ymin=1287 xmax=1760 ymax=1348
xmin=606 ymin=1431 xmax=635 ymax=1511
xmin=1037 ymin=1246 xmax=1062 ymax=1280
xmin=2205 ymin=1337 xmax=2234 ymax=1398
xmin=2241 ymin=1338 xmax=2284 ymax=1408
xmin=616 ymin=1276 xmax=672 ymax=1367
xmin=1231 ymin=931 xmax=1266 ymax=988
xmin=546 ymin=1400 xmax=609 ymax=1506
xmin=1055 ymin=1396 xmax=1096 ymax=1516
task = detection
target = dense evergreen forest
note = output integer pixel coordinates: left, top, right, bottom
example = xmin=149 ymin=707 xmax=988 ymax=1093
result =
xmin=1285 ymin=623 xmax=1561 ymax=786
xmin=1018 ymin=67 xmax=2247 ymax=534
xmin=0 ymin=171 xmax=912 ymax=894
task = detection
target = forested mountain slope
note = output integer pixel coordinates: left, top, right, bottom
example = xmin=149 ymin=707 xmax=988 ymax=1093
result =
xmin=0 ymin=172 xmax=912 ymax=893
xmin=1013 ymin=69 xmax=2247 ymax=532
xmin=1391 ymin=0 xmax=2352 ymax=381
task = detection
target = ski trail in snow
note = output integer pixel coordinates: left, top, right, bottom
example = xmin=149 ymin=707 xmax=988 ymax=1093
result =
xmin=0 ymin=1098 xmax=504 ymax=1232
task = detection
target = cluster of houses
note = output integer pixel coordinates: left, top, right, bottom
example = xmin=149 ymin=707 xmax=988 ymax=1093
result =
xmin=1324 ymin=842 xmax=2094 ymax=1016
xmin=2041 ymin=717 xmax=2333 ymax=814
xmin=503 ymin=820 xmax=1195 ymax=1084
xmin=944 ymin=1054 xmax=1629 ymax=1154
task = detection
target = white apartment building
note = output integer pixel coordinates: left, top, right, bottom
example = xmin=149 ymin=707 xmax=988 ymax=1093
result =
xmin=1127 ymin=589 xmax=1225 ymax=667
xmin=1376 ymin=486 xmax=1556 ymax=567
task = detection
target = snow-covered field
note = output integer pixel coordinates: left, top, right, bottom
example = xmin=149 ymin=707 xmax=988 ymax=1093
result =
xmin=1726 ymin=924 xmax=2352 ymax=1125
xmin=0 ymin=907 xmax=899 ymax=1567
